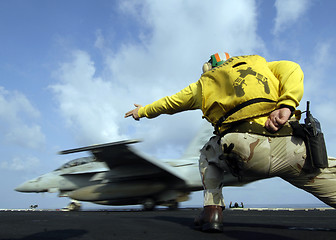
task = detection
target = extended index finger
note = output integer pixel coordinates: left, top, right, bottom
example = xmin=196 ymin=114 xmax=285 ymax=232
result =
xmin=124 ymin=110 xmax=134 ymax=118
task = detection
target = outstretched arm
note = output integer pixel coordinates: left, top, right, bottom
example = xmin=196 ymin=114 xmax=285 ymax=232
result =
xmin=124 ymin=81 xmax=202 ymax=121
xmin=124 ymin=104 xmax=143 ymax=121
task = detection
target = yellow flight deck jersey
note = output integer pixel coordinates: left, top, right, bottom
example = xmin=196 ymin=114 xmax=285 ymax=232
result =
xmin=138 ymin=55 xmax=304 ymax=134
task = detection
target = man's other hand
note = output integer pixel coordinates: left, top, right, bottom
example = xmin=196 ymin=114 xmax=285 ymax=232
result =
xmin=124 ymin=104 xmax=142 ymax=121
xmin=265 ymin=108 xmax=291 ymax=132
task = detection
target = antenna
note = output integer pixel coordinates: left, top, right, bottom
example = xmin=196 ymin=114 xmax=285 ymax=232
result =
xmin=306 ymin=101 xmax=311 ymax=117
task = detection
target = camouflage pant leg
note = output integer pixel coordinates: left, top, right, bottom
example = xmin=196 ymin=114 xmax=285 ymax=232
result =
xmin=220 ymin=133 xmax=272 ymax=178
xmin=263 ymin=136 xmax=336 ymax=208
xmin=222 ymin=133 xmax=336 ymax=208
xmin=200 ymin=134 xmax=271 ymax=206
xmin=283 ymin=158 xmax=336 ymax=208
xmin=199 ymin=136 xmax=225 ymax=207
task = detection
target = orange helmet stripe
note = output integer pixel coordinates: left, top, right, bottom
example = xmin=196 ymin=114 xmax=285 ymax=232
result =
xmin=225 ymin=52 xmax=230 ymax=60
xmin=214 ymin=53 xmax=221 ymax=62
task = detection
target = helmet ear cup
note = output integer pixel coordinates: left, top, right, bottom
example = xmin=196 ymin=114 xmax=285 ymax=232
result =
xmin=202 ymin=62 xmax=212 ymax=73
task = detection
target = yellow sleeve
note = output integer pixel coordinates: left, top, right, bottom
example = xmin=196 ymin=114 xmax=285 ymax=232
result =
xmin=268 ymin=60 xmax=304 ymax=109
xmin=138 ymin=81 xmax=202 ymax=119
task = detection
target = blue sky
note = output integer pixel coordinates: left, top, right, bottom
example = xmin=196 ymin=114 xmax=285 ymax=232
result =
xmin=1 ymin=0 xmax=336 ymax=209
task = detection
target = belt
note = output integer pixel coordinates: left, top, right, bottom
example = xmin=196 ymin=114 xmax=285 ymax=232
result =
xmin=222 ymin=121 xmax=294 ymax=137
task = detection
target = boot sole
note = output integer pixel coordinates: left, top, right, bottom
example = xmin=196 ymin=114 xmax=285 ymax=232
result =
xmin=201 ymin=222 xmax=223 ymax=233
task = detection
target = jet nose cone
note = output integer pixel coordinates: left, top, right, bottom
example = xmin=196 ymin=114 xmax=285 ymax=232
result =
xmin=15 ymin=179 xmax=39 ymax=192
xmin=15 ymin=182 xmax=30 ymax=192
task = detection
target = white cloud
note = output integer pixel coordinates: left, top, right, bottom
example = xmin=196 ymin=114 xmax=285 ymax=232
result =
xmin=1 ymin=156 xmax=40 ymax=171
xmin=113 ymin=0 xmax=264 ymax=80
xmin=300 ymin=41 xmax=336 ymax=156
xmin=51 ymin=50 xmax=128 ymax=145
xmin=0 ymin=87 xmax=45 ymax=149
xmin=273 ymin=0 xmax=311 ymax=35
xmin=51 ymin=0 xmax=266 ymax=157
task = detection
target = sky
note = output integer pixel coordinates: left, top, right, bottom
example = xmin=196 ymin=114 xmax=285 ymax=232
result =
xmin=1 ymin=0 xmax=336 ymax=209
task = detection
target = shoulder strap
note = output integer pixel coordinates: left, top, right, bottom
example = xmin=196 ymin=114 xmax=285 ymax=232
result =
xmin=215 ymin=98 xmax=276 ymax=134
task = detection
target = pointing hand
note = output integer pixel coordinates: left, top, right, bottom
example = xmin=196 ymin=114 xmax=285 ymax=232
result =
xmin=125 ymin=104 xmax=142 ymax=121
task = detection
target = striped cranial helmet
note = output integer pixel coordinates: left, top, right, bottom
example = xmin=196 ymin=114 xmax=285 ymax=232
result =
xmin=210 ymin=52 xmax=230 ymax=67
xmin=202 ymin=52 xmax=230 ymax=73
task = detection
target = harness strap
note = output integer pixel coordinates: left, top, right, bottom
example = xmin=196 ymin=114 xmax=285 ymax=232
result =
xmin=215 ymin=98 xmax=276 ymax=134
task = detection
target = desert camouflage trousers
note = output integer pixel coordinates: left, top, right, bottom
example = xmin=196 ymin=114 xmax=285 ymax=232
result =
xmin=199 ymin=133 xmax=336 ymax=208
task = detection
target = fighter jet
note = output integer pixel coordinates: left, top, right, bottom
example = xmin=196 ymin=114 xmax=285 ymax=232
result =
xmin=15 ymin=125 xmax=245 ymax=210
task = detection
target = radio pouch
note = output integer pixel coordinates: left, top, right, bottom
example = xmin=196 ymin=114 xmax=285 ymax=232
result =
xmin=290 ymin=101 xmax=328 ymax=169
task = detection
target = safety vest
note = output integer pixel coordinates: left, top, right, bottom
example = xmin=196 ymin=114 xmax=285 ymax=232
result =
xmin=200 ymin=55 xmax=280 ymax=132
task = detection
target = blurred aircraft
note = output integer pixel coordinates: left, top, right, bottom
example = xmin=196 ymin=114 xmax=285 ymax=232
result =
xmin=15 ymin=125 xmax=248 ymax=210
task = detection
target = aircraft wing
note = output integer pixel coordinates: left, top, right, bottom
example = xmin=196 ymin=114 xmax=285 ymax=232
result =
xmin=59 ymin=140 xmax=188 ymax=186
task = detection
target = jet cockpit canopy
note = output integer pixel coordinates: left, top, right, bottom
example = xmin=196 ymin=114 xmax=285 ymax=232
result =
xmin=55 ymin=157 xmax=94 ymax=171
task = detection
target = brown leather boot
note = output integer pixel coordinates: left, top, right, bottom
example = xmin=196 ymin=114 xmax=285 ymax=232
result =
xmin=194 ymin=205 xmax=223 ymax=232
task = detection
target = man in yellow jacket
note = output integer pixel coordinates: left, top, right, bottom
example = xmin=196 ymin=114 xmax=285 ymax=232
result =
xmin=125 ymin=53 xmax=336 ymax=232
